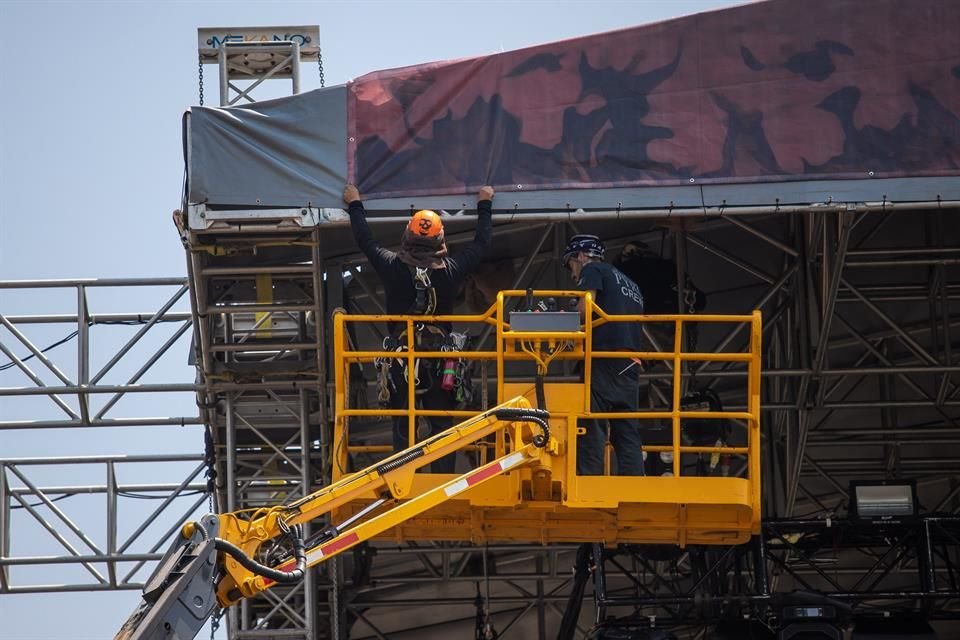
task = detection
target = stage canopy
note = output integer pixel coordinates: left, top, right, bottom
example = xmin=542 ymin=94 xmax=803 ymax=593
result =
xmin=186 ymin=0 xmax=960 ymax=213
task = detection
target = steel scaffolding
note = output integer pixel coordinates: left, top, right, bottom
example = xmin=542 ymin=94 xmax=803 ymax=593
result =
xmin=3 ymin=202 xmax=960 ymax=638
xmin=0 ymin=204 xmax=960 ymax=638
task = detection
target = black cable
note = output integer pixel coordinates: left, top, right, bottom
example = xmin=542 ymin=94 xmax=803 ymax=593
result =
xmin=10 ymin=493 xmax=76 ymax=510
xmin=493 ymin=408 xmax=550 ymax=447
xmin=0 ymin=318 xmax=157 ymax=372
xmin=556 ymin=543 xmax=592 ymax=640
xmin=0 ymin=330 xmax=80 ymax=371
xmin=214 ymin=523 xmax=306 ymax=584
xmin=534 ymin=369 xmax=547 ymax=413
xmin=203 ymin=426 xmax=218 ymax=494
xmin=117 ymin=491 xmax=206 ymax=499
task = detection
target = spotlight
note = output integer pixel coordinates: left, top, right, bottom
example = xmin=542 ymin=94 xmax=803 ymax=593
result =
xmin=777 ymin=594 xmax=848 ymax=640
xmin=849 ymin=480 xmax=918 ymax=524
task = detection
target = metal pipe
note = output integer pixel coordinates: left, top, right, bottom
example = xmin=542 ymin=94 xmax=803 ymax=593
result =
xmin=5 ymin=312 xmax=192 ymax=324
xmin=812 ymin=213 xmax=851 ymax=376
xmin=2 ymin=482 xmax=206 ymax=495
xmin=584 ymin=590 xmax=960 ymax=607
xmin=805 ymin=438 xmax=960 ymax=446
xmin=694 ymin=263 xmax=798 ymax=375
xmin=0 ymin=468 xmax=9 ymax=592
xmin=6 ymin=465 xmax=106 ymax=557
xmin=8 ymin=490 xmax=107 ymax=585
xmin=808 ymin=427 xmax=960 ymax=437
xmin=0 ymin=340 xmax=80 ymax=420
xmin=0 ymin=553 xmax=163 ymax=566
xmin=218 ymin=43 xmax=229 ymax=106
xmin=0 ymin=453 xmax=203 ymax=465
xmin=119 ymin=492 xmax=210 ymax=586
xmin=94 ymin=320 xmax=193 ymax=419
xmin=0 ymin=314 xmax=75 ymax=385
xmin=0 ymin=384 xmax=200 ymax=396
xmin=207 ymin=303 xmax=316 ymax=314
xmin=200 ymin=265 xmax=315 ymax=276
xmin=0 ymin=417 xmax=202 ymax=430
xmin=225 ymin=393 xmax=236 ymax=512
xmin=301 ymin=387 xmax=317 ymax=498
xmin=847 ymin=246 xmax=960 ymax=256
xmin=0 ymin=278 xmax=187 ymax=288
xmin=724 ymin=215 xmax=799 ymax=257
xmin=116 ymin=463 xmax=207 ymax=554
xmin=686 ymin=232 xmax=776 ymax=284
xmin=349 ymin=199 xmax=960 ymax=224
xmin=89 ymin=285 xmax=188 ymax=384
xmin=840 ymin=277 xmax=939 ymax=365
xmin=208 ymin=341 xmax=318 ymax=352
xmin=797 ymin=458 xmax=960 ymax=469
xmin=186 ymin=248 xmax=216 ymax=379
xmin=0 ymin=584 xmax=147 ymax=594
xmin=832 ymin=314 xmax=958 ymax=426
xmin=106 ymin=462 xmax=118 ymax=587
xmin=846 ymin=258 xmax=960 ymax=267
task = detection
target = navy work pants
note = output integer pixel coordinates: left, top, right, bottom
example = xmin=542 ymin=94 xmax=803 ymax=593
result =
xmin=578 ymin=358 xmax=645 ymax=476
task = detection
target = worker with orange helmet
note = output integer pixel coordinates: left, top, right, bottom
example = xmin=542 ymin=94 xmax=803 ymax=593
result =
xmin=343 ymin=183 xmax=494 ymax=473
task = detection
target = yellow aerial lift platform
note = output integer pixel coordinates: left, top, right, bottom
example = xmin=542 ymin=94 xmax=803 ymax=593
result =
xmin=115 ymin=291 xmax=761 ymax=639
xmin=331 ymin=291 xmax=761 ymax=547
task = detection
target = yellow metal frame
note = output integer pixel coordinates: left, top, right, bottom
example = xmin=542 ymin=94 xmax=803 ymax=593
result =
xmin=331 ymin=292 xmax=763 ymax=547
xmin=211 ymin=396 xmax=554 ymax=606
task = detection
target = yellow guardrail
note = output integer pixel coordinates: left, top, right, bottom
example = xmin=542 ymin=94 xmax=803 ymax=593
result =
xmin=332 ymin=290 xmax=761 ymax=522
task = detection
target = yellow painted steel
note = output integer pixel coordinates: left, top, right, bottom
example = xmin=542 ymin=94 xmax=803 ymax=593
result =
xmin=331 ymin=291 xmax=763 ymax=547
xmin=214 ymin=396 xmax=551 ymax=605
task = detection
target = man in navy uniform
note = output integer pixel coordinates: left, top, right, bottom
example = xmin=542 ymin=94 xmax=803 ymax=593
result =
xmin=563 ymin=234 xmax=645 ymax=476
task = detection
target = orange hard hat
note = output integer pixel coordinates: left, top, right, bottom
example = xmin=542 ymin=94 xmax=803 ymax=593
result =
xmin=408 ymin=209 xmax=443 ymax=238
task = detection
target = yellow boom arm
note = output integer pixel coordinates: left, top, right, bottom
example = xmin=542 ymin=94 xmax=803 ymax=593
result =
xmin=210 ymin=396 xmax=554 ymax=606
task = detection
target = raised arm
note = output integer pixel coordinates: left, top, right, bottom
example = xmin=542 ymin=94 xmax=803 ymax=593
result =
xmin=449 ymin=186 xmax=495 ymax=279
xmin=343 ymin=184 xmax=394 ymax=273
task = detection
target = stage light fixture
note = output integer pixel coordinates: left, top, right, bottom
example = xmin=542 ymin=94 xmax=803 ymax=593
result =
xmin=849 ymin=480 xmax=918 ymax=523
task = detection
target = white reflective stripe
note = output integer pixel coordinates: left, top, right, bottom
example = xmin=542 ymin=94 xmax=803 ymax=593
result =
xmin=445 ymin=452 xmax=527 ymax=498
xmin=444 ymin=478 xmax=470 ymax=497
xmin=501 ymin=451 xmax=526 ymax=470
xmin=305 ymin=547 xmax=325 ymax=564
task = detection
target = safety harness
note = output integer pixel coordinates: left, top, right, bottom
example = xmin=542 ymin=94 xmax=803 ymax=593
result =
xmin=374 ymin=266 xmax=473 ymax=406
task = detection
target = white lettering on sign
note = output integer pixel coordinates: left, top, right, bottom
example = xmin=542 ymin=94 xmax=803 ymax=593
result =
xmin=614 ymin=269 xmax=644 ymax=306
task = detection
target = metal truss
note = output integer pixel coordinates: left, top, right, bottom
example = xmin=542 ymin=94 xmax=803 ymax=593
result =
xmin=4 ymin=202 xmax=960 ymax=639
xmin=314 ymin=517 xmax=960 ymax=639
xmin=0 ymin=278 xmax=200 ymax=430
xmin=0 ymin=278 xmax=209 ymax=598
xmin=181 ymin=212 xmax=330 ymax=637
xmin=197 ymin=26 xmax=321 ymax=107
xmin=328 ymin=205 xmax=960 ymax=518
xmin=0 ymin=454 xmax=208 ymax=594
xmin=319 ymin=204 xmax=960 ymax=637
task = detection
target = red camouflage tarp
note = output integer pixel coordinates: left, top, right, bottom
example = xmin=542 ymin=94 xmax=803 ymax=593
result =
xmin=347 ymin=0 xmax=960 ymax=200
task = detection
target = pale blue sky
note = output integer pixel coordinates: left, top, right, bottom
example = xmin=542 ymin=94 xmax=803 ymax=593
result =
xmin=0 ymin=1 xmax=743 ymax=638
